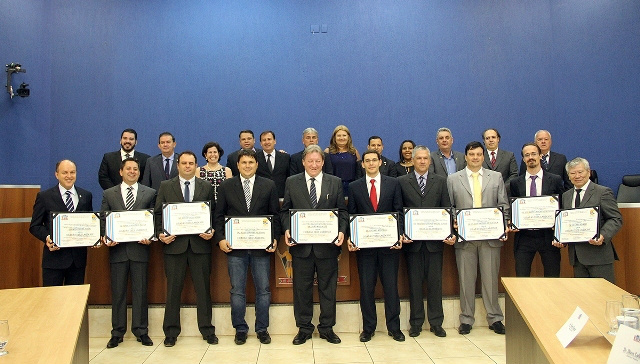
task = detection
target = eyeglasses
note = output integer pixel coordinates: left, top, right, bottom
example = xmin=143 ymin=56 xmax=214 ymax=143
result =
xmin=523 ymin=152 xmax=539 ymax=158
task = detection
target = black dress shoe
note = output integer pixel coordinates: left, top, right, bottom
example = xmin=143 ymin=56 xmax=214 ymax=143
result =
xmin=203 ymin=333 xmax=219 ymax=344
xmin=137 ymin=334 xmax=153 ymax=346
xmin=458 ymin=323 xmax=472 ymax=335
xmin=163 ymin=337 xmax=177 ymax=347
xmin=234 ymin=331 xmax=247 ymax=345
xmin=409 ymin=325 xmax=422 ymax=337
xmin=319 ymin=330 xmax=341 ymax=344
xmin=430 ymin=325 xmax=447 ymax=337
xmin=359 ymin=330 xmax=375 ymax=342
xmin=292 ymin=330 xmax=312 ymax=345
xmin=388 ymin=330 xmax=405 ymax=342
xmin=257 ymin=330 xmax=271 ymax=344
xmin=106 ymin=336 xmax=123 ymax=348
xmin=489 ymin=321 xmax=505 ymax=334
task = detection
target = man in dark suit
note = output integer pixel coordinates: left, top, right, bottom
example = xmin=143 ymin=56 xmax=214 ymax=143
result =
xmin=398 ymin=146 xmax=453 ymax=338
xmin=281 ymin=144 xmax=348 ymax=345
xmin=481 ymin=128 xmax=518 ymax=195
xmin=98 ymin=128 xmax=150 ymax=190
xmin=364 ymin=136 xmax=395 ymax=176
xmin=430 ymin=127 xmax=466 ymax=177
xmin=256 ymin=130 xmax=290 ymax=198
xmin=510 ymin=143 xmax=564 ymax=277
xmin=29 ymin=159 xmax=94 ymax=286
xmin=348 ymin=149 xmax=405 ymax=342
xmin=289 ymin=127 xmax=333 ymax=175
xmin=214 ymin=149 xmax=281 ymax=346
xmin=155 ymin=151 xmax=217 ymax=347
xmin=226 ymin=130 xmax=262 ymax=176
xmin=100 ymin=158 xmax=156 ymax=348
xmin=519 ymin=130 xmax=571 ymax=190
xmin=141 ymin=131 xmax=178 ymax=190
xmin=553 ymin=157 xmax=623 ymax=283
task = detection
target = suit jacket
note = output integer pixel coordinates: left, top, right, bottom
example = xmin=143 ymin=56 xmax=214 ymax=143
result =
xmin=429 ymin=150 xmax=466 ymax=177
xmin=226 ymin=148 xmax=263 ymax=177
xmin=141 ymin=153 xmax=178 ymax=191
xmin=483 ymin=149 xmax=518 ymax=186
xmin=520 ymin=151 xmax=571 ymax=191
xmin=213 ymin=175 xmax=281 ymax=257
xmin=398 ymin=172 xmax=451 ymax=253
xmin=347 ymin=175 xmax=404 ymax=255
xmin=256 ymin=150 xmax=291 ymax=198
xmin=154 ymin=177 xmax=215 ymax=255
xmin=289 ymin=150 xmax=334 ymax=176
xmin=447 ymin=168 xmax=510 ymax=248
xmin=98 ymin=150 xmax=150 ymax=190
xmin=280 ymin=172 xmax=348 ymax=259
xmin=100 ymin=183 xmax=157 ymax=263
xmin=562 ymin=182 xmax=623 ymax=266
xmin=29 ymin=185 xmax=93 ymax=269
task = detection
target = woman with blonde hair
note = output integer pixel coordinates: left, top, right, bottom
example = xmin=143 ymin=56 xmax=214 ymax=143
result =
xmin=324 ymin=125 xmax=361 ymax=195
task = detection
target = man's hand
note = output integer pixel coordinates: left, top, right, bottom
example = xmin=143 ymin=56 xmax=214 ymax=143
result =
xmin=335 ymin=232 xmax=345 ymax=247
xmin=199 ymin=231 xmax=214 ymax=240
xmin=45 ymin=235 xmax=60 ymax=251
xmin=219 ymin=239 xmax=232 ymax=253
xmin=589 ymin=234 xmax=605 ymax=246
xmin=159 ymin=233 xmax=176 ymax=244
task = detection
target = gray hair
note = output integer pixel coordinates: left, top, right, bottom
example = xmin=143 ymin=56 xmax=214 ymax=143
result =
xmin=534 ymin=130 xmax=551 ymax=140
xmin=302 ymin=144 xmax=324 ymax=160
xmin=412 ymin=145 xmax=431 ymax=158
xmin=565 ymin=157 xmax=590 ymax=173
xmin=302 ymin=127 xmax=318 ymax=136
xmin=436 ymin=127 xmax=452 ymax=137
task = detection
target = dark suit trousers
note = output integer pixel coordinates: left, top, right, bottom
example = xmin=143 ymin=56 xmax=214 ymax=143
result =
xmin=514 ymin=230 xmax=561 ymax=277
xmin=42 ymin=266 xmax=85 ymax=286
xmin=163 ymin=246 xmax=214 ymax=337
xmin=292 ymin=254 xmax=338 ymax=334
xmin=573 ymin=252 xmax=616 ymax=283
xmin=111 ymin=260 xmax=149 ymax=337
xmin=404 ymin=244 xmax=444 ymax=327
xmin=357 ymin=249 xmax=401 ymax=332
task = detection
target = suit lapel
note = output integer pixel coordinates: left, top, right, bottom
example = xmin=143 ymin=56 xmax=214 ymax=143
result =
xmin=516 ymin=176 xmax=526 ymax=196
xmin=541 ymin=172 xmax=551 ymax=195
xmin=437 ymin=151 xmax=447 ymax=171
xmin=481 ymin=169 xmax=490 ymax=193
xmin=408 ymin=173 xmax=422 ymax=196
xmin=248 ymin=178 xmax=263 ymax=213
xmin=459 ymin=172 xmax=472 ymax=196
xmin=580 ymin=183 xmax=595 ymax=206
xmin=171 ymin=178 xmax=185 ymax=202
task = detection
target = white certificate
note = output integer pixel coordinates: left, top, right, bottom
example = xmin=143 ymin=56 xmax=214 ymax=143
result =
xmin=51 ymin=212 xmax=101 ymax=247
xmin=554 ymin=207 xmax=600 ymax=243
xmin=162 ymin=202 xmax=212 ymax=236
xmin=510 ymin=195 xmax=560 ymax=230
xmin=456 ymin=207 xmax=506 ymax=241
xmin=225 ymin=216 xmax=273 ymax=249
xmin=349 ymin=213 xmax=399 ymax=248
xmin=105 ymin=210 xmax=155 ymax=243
xmin=290 ymin=209 xmax=339 ymax=244
xmin=403 ymin=208 xmax=454 ymax=241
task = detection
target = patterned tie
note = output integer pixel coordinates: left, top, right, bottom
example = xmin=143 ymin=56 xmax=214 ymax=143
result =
xmin=490 ymin=151 xmax=496 ymax=168
xmin=541 ymin=154 xmax=549 ymax=170
xmin=125 ymin=186 xmax=135 ymax=210
xmin=64 ymin=191 xmax=75 ymax=212
xmin=370 ymin=179 xmax=378 ymax=211
xmin=164 ymin=158 xmax=171 ymax=179
xmin=471 ymin=172 xmax=482 ymax=208
xmin=184 ymin=181 xmax=190 ymax=203
xmin=266 ymin=154 xmax=273 ymax=173
xmin=419 ymin=176 xmax=426 ymax=195
xmin=529 ymin=175 xmax=538 ymax=197
xmin=125 ymin=153 xmax=131 ymax=159
xmin=243 ymin=179 xmax=251 ymax=211
xmin=575 ymin=188 xmax=582 ymax=208
xmin=309 ymin=177 xmax=318 ymax=208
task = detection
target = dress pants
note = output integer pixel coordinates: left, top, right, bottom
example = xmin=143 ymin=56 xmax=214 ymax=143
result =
xmin=292 ymin=254 xmax=338 ymax=334
xmin=514 ymin=229 xmax=560 ymax=277
xmin=110 ymin=260 xmax=149 ymax=337
xmin=573 ymin=257 xmax=615 ymax=283
xmin=357 ymin=249 xmax=401 ymax=333
xmin=42 ymin=265 xmax=85 ymax=286
xmin=404 ymin=244 xmax=444 ymax=328
xmin=227 ymin=252 xmax=271 ymax=333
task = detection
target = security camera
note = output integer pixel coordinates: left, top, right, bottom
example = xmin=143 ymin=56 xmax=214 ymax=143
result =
xmin=16 ymin=83 xmax=29 ymax=97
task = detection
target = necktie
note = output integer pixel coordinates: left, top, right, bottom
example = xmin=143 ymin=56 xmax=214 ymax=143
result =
xmin=64 ymin=191 xmax=75 ymax=212
xmin=184 ymin=181 xmax=190 ymax=203
xmin=370 ymin=179 xmax=378 ymax=211
xmin=419 ymin=176 xmax=426 ymax=195
xmin=125 ymin=186 xmax=134 ymax=210
xmin=491 ymin=151 xmax=496 ymax=168
xmin=471 ymin=172 xmax=482 ymax=208
xmin=125 ymin=153 xmax=131 ymax=159
xmin=266 ymin=154 xmax=273 ymax=173
xmin=575 ymin=188 xmax=582 ymax=208
xmin=529 ymin=175 xmax=538 ymax=197
xmin=309 ymin=177 xmax=318 ymax=208
xmin=243 ymin=179 xmax=251 ymax=211
xmin=541 ymin=154 xmax=549 ymax=170
xmin=164 ymin=158 xmax=171 ymax=179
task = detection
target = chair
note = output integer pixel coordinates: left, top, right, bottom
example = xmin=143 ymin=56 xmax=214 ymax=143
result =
xmin=617 ymin=175 xmax=640 ymax=203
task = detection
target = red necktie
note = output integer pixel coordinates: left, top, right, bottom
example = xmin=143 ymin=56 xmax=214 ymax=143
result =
xmin=370 ymin=179 xmax=378 ymax=211
xmin=491 ymin=151 xmax=496 ymax=168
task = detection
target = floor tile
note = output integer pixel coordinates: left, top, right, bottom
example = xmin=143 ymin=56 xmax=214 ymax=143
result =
xmin=420 ymin=338 xmax=486 ymax=359
xmin=490 ymin=355 xmax=506 ymax=364
xmin=312 ymin=345 xmax=372 ymax=363
xmin=366 ymin=344 xmax=430 ymax=362
xmin=469 ymin=338 xmax=505 ymax=356
xmin=201 ymin=346 xmax=260 ymax=364
xmin=256 ymin=345 xmax=315 ymax=364
xmin=431 ymin=356 xmax=497 ymax=364
xmin=89 ymin=350 xmax=152 ymax=364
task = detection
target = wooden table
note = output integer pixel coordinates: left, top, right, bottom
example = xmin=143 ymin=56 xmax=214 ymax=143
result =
xmin=0 ymin=285 xmax=90 ymax=364
xmin=503 ymin=278 xmax=628 ymax=364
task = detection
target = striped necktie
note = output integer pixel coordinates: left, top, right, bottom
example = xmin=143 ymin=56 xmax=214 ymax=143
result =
xmin=419 ymin=176 xmax=426 ymax=195
xmin=309 ymin=178 xmax=318 ymax=208
xmin=65 ymin=191 xmax=75 ymax=212
xmin=125 ymin=186 xmax=135 ymax=210
xmin=243 ymin=179 xmax=251 ymax=211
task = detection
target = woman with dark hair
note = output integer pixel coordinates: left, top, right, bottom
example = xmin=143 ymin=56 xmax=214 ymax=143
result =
xmin=199 ymin=141 xmax=232 ymax=201
xmin=390 ymin=140 xmax=415 ymax=177
xmin=325 ymin=125 xmax=361 ymax=195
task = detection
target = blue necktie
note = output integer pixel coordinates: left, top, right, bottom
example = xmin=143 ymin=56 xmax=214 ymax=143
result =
xmin=184 ymin=181 xmax=190 ymax=202
xmin=164 ymin=158 xmax=171 ymax=179
xmin=64 ymin=191 xmax=75 ymax=212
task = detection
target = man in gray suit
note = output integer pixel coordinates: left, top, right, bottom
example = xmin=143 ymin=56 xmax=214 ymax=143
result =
xmin=141 ymin=132 xmax=178 ymax=190
xmin=101 ymin=158 xmax=156 ymax=349
xmin=553 ymin=157 xmax=622 ymax=283
xmin=447 ymin=141 xmax=509 ymax=335
xmin=155 ymin=151 xmax=217 ymax=347
xmin=481 ymin=128 xmax=518 ymax=195
xmin=430 ymin=127 xmax=466 ymax=177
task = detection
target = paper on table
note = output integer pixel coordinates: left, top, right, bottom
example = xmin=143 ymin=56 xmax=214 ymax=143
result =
xmin=556 ymin=306 xmax=589 ymax=348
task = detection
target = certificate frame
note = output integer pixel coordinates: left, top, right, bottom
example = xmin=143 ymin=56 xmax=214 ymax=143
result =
xmin=553 ymin=207 xmax=600 ymax=243
xmin=403 ymin=207 xmax=455 ymax=241
xmin=349 ymin=212 xmax=400 ymax=248
xmin=289 ymin=209 xmax=340 ymax=245
xmin=162 ymin=201 xmax=213 ymax=236
xmin=50 ymin=211 xmax=101 ymax=247
xmin=104 ymin=209 xmax=155 ymax=243
xmin=509 ymin=195 xmax=560 ymax=230
xmin=455 ymin=207 xmax=507 ymax=242
xmin=224 ymin=215 xmax=274 ymax=250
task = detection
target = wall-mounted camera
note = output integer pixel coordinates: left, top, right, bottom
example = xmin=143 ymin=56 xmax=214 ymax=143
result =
xmin=5 ymin=63 xmax=28 ymax=99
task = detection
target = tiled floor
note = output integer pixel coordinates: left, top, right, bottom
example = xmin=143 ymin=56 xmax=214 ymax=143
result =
xmin=89 ymin=329 xmax=506 ymax=364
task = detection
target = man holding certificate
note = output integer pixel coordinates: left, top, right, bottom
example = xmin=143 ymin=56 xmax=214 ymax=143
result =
xmin=398 ymin=146 xmax=453 ymax=338
xmin=100 ymin=158 xmax=156 ymax=348
xmin=281 ymin=145 xmax=348 ymax=345
xmin=553 ymin=157 xmax=622 ymax=283
xmin=347 ymin=149 xmax=405 ymax=342
xmin=214 ymin=149 xmax=281 ymax=346
xmin=447 ymin=141 xmax=509 ymax=335
xmin=155 ymin=151 xmax=217 ymax=347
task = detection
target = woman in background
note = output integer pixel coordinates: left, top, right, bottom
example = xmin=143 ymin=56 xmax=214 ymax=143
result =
xmin=390 ymin=139 xmax=415 ymax=177
xmin=199 ymin=141 xmax=232 ymax=201
xmin=325 ymin=125 xmax=360 ymax=195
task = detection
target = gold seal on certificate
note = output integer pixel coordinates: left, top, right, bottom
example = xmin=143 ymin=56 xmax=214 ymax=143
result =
xmin=225 ymin=216 xmax=273 ymax=249
xmin=162 ymin=202 xmax=212 ymax=236
xmin=51 ymin=212 xmax=101 ymax=247
xmin=105 ymin=209 xmax=155 ymax=243
xmin=403 ymin=208 xmax=454 ymax=241
xmin=290 ymin=209 xmax=339 ymax=244
xmin=456 ymin=207 xmax=506 ymax=241
xmin=554 ymin=207 xmax=600 ymax=243
xmin=510 ymin=195 xmax=560 ymax=230
xmin=349 ymin=213 xmax=399 ymax=248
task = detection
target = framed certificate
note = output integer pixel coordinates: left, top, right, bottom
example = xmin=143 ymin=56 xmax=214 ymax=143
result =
xmin=225 ymin=216 xmax=273 ymax=249
xmin=51 ymin=212 xmax=101 ymax=247
xmin=162 ymin=202 xmax=212 ymax=236
xmin=554 ymin=207 xmax=600 ymax=243
xmin=403 ymin=208 xmax=454 ymax=241
xmin=290 ymin=209 xmax=339 ymax=244
xmin=510 ymin=195 xmax=560 ymax=230
xmin=456 ymin=207 xmax=506 ymax=242
xmin=105 ymin=209 xmax=155 ymax=243
xmin=349 ymin=213 xmax=399 ymax=248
